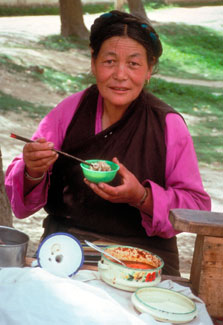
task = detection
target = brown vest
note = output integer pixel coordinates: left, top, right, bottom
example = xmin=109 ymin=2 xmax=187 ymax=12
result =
xmin=45 ymin=85 xmax=178 ymax=238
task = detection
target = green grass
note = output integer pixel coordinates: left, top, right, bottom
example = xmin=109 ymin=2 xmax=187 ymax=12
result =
xmin=144 ymin=0 xmax=175 ymax=10
xmin=0 ymin=55 xmax=94 ymax=96
xmin=0 ymin=6 xmax=59 ymax=17
xmin=148 ymin=78 xmax=223 ymax=164
xmin=149 ymin=78 xmax=223 ymax=117
xmin=0 ymin=91 xmax=50 ymax=118
xmin=156 ymin=24 xmax=223 ymax=81
xmin=83 ymin=3 xmax=114 ymax=14
xmin=31 ymin=67 xmax=95 ymax=94
xmin=39 ymin=35 xmax=89 ymax=52
xmin=0 ymin=3 xmax=114 ymax=17
xmin=0 ymin=55 xmax=25 ymax=73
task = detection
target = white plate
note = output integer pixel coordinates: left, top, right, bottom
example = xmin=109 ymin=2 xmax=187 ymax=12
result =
xmin=131 ymin=287 xmax=197 ymax=324
xmin=37 ymin=232 xmax=84 ymax=277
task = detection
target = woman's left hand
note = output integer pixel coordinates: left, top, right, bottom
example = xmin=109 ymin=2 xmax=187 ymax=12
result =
xmin=84 ymin=157 xmax=145 ymax=206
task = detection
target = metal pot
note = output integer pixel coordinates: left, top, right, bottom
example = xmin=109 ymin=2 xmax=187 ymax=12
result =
xmin=0 ymin=226 xmax=29 ymax=267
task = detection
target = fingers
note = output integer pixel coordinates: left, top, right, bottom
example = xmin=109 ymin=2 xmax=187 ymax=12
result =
xmin=84 ymin=178 xmax=123 ymax=202
xmin=24 ymin=146 xmax=56 ymax=162
xmin=24 ymin=139 xmax=54 ymax=155
xmin=26 ymin=154 xmax=58 ymax=171
xmin=23 ymin=138 xmax=58 ymax=174
xmin=112 ymin=157 xmax=130 ymax=179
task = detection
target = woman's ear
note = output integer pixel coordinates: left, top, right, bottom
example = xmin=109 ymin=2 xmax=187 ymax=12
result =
xmin=146 ymin=64 xmax=154 ymax=81
xmin=145 ymin=71 xmax=152 ymax=83
xmin=91 ymin=57 xmax=96 ymax=76
xmin=90 ymin=48 xmax=96 ymax=76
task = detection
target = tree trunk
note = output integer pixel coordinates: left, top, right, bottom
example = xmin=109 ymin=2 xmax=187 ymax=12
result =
xmin=59 ymin=0 xmax=89 ymax=39
xmin=114 ymin=0 xmax=126 ymax=11
xmin=127 ymin=0 xmax=150 ymax=22
xmin=0 ymin=148 xmax=12 ymax=227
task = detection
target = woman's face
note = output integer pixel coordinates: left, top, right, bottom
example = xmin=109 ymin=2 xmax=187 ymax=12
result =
xmin=91 ymin=36 xmax=152 ymax=112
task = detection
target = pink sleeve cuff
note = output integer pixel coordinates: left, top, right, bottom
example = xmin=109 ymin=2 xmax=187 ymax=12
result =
xmin=141 ymin=180 xmax=178 ymax=238
xmin=5 ymin=158 xmax=49 ymax=219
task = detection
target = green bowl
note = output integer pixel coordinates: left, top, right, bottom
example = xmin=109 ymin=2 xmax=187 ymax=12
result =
xmin=80 ymin=159 xmax=119 ymax=183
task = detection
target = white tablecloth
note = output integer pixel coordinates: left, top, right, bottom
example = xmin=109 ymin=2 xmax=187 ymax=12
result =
xmin=0 ymin=267 xmax=213 ymax=325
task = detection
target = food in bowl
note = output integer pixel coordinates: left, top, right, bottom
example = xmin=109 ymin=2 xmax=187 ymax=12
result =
xmin=105 ymin=246 xmax=160 ymax=269
xmin=80 ymin=159 xmax=119 ymax=183
xmin=90 ymin=160 xmax=111 ymax=171
xmin=98 ymin=245 xmax=164 ymax=291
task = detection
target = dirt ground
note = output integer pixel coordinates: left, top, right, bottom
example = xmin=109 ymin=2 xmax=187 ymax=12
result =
xmin=1 ymin=7 xmax=223 ymax=277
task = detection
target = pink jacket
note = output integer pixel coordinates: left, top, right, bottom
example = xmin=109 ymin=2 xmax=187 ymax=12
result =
xmin=5 ymin=90 xmax=211 ymax=238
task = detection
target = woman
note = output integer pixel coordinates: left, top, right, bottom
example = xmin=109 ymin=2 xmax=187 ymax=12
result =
xmin=5 ymin=11 xmax=211 ymax=275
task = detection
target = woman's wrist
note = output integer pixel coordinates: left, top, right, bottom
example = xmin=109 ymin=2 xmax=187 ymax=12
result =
xmin=130 ymin=185 xmax=153 ymax=215
xmin=129 ymin=186 xmax=149 ymax=208
xmin=135 ymin=187 xmax=149 ymax=208
xmin=24 ymin=169 xmax=45 ymax=182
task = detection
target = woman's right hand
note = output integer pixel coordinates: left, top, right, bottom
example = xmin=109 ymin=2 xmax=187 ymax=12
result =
xmin=23 ymin=138 xmax=58 ymax=178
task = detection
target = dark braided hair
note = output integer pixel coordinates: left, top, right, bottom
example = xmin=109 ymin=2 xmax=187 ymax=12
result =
xmin=90 ymin=10 xmax=162 ymax=70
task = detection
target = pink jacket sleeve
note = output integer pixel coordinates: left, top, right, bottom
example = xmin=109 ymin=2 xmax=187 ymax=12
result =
xmin=141 ymin=113 xmax=211 ymax=238
xmin=5 ymin=91 xmax=85 ymax=219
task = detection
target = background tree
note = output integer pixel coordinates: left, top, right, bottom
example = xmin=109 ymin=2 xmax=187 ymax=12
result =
xmin=59 ymin=0 xmax=150 ymax=40
xmin=59 ymin=0 xmax=89 ymax=39
xmin=0 ymin=149 xmax=12 ymax=227
xmin=115 ymin=0 xmax=126 ymax=11
xmin=115 ymin=0 xmax=150 ymax=22
xmin=127 ymin=0 xmax=149 ymax=21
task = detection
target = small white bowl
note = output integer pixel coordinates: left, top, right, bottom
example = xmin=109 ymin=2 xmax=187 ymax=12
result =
xmin=131 ymin=287 xmax=197 ymax=323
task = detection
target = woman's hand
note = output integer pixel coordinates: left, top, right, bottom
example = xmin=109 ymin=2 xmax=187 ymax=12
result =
xmin=23 ymin=138 xmax=58 ymax=178
xmin=84 ymin=157 xmax=149 ymax=207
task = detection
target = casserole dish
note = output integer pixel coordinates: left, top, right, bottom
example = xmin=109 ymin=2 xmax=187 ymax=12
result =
xmin=98 ymin=245 xmax=164 ymax=291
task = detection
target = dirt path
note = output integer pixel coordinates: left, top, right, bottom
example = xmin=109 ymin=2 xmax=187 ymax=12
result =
xmin=1 ymin=7 xmax=223 ymax=277
xmin=149 ymin=5 xmax=223 ymax=31
xmin=155 ymin=74 xmax=223 ymax=88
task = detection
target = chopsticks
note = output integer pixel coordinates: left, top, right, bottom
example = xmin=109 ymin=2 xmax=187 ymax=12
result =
xmin=10 ymin=133 xmax=93 ymax=166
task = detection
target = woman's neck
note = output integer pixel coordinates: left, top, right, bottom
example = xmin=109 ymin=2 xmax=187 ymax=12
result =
xmin=102 ymin=104 xmax=127 ymax=130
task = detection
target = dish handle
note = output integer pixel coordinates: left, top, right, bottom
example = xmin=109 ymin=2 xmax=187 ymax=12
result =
xmin=98 ymin=260 xmax=109 ymax=270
